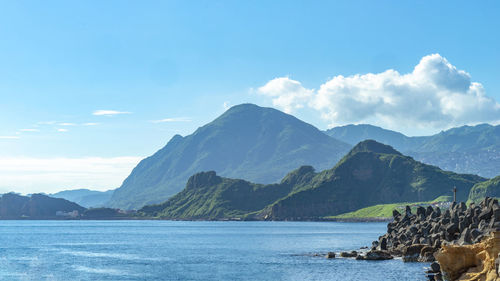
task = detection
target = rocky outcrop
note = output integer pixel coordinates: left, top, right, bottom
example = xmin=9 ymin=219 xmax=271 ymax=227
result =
xmin=373 ymin=197 xmax=500 ymax=262
xmin=355 ymin=250 xmax=393 ymax=260
xmin=435 ymin=231 xmax=500 ymax=281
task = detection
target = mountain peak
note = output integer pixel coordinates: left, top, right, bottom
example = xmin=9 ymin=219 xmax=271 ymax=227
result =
xmin=348 ymin=140 xmax=402 ymax=156
xmin=186 ymin=171 xmax=222 ymax=190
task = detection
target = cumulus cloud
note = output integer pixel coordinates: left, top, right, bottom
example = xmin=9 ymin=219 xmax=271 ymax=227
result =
xmin=57 ymin=128 xmax=68 ymax=132
xmin=93 ymin=110 xmax=131 ymax=116
xmin=0 ymin=156 xmax=142 ymax=194
xmin=258 ymin=54 xmax=500 ymax=132
xmin=152 ymin=117 xmax=191 ymax=123
xmin=258 ymin=77 xmax=314 ymax=113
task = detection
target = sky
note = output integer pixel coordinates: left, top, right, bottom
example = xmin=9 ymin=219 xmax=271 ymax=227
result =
xmin=0 ymin=0 xmax=499 ymax=194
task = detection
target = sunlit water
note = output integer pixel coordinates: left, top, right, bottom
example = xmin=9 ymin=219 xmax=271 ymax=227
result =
xmin=0 ymin=221 xmax=429 ymax=281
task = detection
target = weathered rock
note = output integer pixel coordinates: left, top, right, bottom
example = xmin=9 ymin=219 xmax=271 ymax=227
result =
xmin=403 ymin=244 xmax=426 ymax=262
xmin=357 ymin=250 xmax=393 ymax=260
xmin=326 ymin=252 xmax=335 ymax=259
xmin=430 ymin=261 xmax=440 ymax=273
xmin=419 ymin=246 xmax=437 ymax=262
xmin=436 ymin=231 xmax=500 ymax=281
xmin=340 ymin=251 xmax=358 ymax=258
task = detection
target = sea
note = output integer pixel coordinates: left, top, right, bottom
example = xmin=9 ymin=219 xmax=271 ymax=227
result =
xmin=0 ymin=221 xmax=429 ymax=281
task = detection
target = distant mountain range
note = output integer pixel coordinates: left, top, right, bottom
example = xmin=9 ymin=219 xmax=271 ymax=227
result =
xmin=108 ymin=104 xmax=351 ymax=209
xmin=139 ymin=140 xmax=485 ymax=220
xmin=325 ymin=123 xmax=500 ymax=178
xmin=0 ymin=193 xmax=130 ymax=219
xmin=50 ymin=189 xmax=114 ymax=208
xmin=468 ymin=175 xmax=500 ymax=203
xmin=107 ymin=104 xmax=499 ymax=210
xmin=0 ymin=193 xmax=86 ymax=219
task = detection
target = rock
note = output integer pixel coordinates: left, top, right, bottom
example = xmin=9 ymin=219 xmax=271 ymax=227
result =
xmin=457 ymin=227 xmax=472 ymax=245
xmin=379 ymin=237 xmax=387 ymax=250
xmin=357 ymin=250 xmax=393 ymax=260
xmin=436 ymin=231 xmax=500 ymax=281
xmin=405 ymin=206 xmax=412 ymax=216
xmin=479 ymin=208 xmax=493 ymax=221
xmin=340 ymin=251 xmax=358 ymax=258
xmin=446 ymin=222 xmax=459 ymax=235
xmin=393 ymin=209 xmax=401 ymax=219
xmin=403 ymin=244 xmax=426 ymax=262
xmin=326 ymin=252 xmax=335 ymax=259
xmin=419 ymin=246 xmax=437 ymax=262
xmin=430 ymin=261 xmax=440 ymax=273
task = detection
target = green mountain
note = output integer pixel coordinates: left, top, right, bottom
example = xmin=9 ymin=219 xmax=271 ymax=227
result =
xmin=0 ymin=193 xmax=86 ymax=219
xmin=139 ymin=140 xmax=484 ymax=220
xmin=108 ymin=104 xmax=351 ymax=210
xmin=325 ymin=123 xmax=500 ymax=178
xmin=468 ymin=175 xmax=500 ymax=203
xmin=50 ymin=189 xmax=114 ymax=208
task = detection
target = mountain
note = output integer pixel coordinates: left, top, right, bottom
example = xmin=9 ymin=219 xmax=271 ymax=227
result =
xmin=139 ymin=140 xmax=485 ymax=220
xmin=0 ymin=193 xmax=86 ymax=219
xmin=468 ymin=175 xmax=500 ymax=203
xmin=325 ymin=124 xmax=500 ymax=178
xmin=50 ymin=189 xmax=114 ymax=208
xmin=325 ymin=124 xmax=424 ymax=152
xmin=108 ymin=104 xmax=351 ymax=210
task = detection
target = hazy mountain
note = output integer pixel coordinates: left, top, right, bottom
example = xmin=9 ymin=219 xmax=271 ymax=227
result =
xmin=325 ymin=124 xmax=500 ymax=178
xmin=50 ymin=189 xmax=114 ymax=208
xmin=109 ymin=104 xmax=351 ymax=210
xmin=468 ymin=175 xmax=500 ymax=203
xmin=140 ymin=140 xmax=485 ymax=220
xmin=0 ymin=193 xmax=86 ymax=219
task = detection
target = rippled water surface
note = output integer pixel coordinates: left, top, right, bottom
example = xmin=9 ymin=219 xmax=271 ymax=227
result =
xmin=0 ymin=221 xmax=429 ymax=280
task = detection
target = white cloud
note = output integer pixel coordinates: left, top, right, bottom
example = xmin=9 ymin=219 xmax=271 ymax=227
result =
xmin=0 ymin=136 xmax=20 ymax=139
xmin=93 ymin=110 xmax=131 ymax=116
xmin=258 ymin=54 xmax=500 ymax=133
xmin=223 ymin=101 xmax=231 ymax=110
xmin=258 ymin=77 xmax=314 ymax=113
xmin=58 ymin=122 xmax=77 ymax=126
xmin=82 ymin=122 xmax=99 ymax=126
xmin=19 ymin=129 xmax=39 ymax=132
xmin=0 ymin=156 xmax=142 ymax=194
xmin=57 ymin=128 xmax=69 ymax=132
xmin=152 ymin=117 xmax=191 ymax=123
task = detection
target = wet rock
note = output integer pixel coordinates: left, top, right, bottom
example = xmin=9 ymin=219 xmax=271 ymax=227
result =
xmin=430 ymin=261 xmax=440 ymax=273
xmin=340 ymin=251 xmax=358 ymax=258
xmin=326 ymin=252 xmax=335 ymax=259
xmin=402 ymin=244 xmax=426 ymax=262
xmin=356 ymin=250 xmax=393 ymax=260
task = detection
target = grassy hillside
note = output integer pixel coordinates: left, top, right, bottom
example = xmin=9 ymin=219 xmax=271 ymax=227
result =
xmin=330 ymin=196 xmax=452 ymax=219
xmin=468 ymin=175 xmax=500 ymax=204
xmin=140 ymin=140 xmax=484 ymax=220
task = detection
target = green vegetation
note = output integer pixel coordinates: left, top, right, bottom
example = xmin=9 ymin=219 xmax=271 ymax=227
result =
xmin=0 ymin=193 xmax=86 ymax=219
xmin=139 ymin=140 xmax=484 ymax=220
xmin=468 ymin=175 xmax=500 ymax=204
xmin=326 ymin=123 xmax=500 ymax=178
xmin=330 ymin=196 xmax=452 ymax=219
xmin=109 ymin=103 xmax=351 ymax=210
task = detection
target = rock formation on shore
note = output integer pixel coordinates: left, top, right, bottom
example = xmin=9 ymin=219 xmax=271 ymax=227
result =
xmin=436 ymin=231 xmax=500 ymax=281
xmin=361 ymin=197 xmax=500 ymax=263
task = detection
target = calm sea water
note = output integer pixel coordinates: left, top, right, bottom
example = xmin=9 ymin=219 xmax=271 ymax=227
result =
xmin=0 ymin=221 xmax=428 ymax=281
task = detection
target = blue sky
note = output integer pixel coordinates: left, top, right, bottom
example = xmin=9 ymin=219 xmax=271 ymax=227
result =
xmin=1 ymin=1 xmax=499 ymax=193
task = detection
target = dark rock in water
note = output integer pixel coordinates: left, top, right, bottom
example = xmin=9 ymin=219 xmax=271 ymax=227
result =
xmin=430 ymin=261 xmax=441 ymax=272
xmin=403 ymin=244 xmax=426 ymax=262
xmin=379 ymin=237 xmax=387 ymax=250
xmin=326 ymin=252 xmax=335 ymax=259
xmin=357 ymin=250 xmax=393 ymax=260
xmin=419 ymin=246 xmax=437 ymax=262
xmin=340 ymin=251 xmax=358 ymax=258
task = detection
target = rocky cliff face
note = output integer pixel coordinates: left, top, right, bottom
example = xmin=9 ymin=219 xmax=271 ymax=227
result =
xmin=436 ymin=231 xmax=500 ymax=281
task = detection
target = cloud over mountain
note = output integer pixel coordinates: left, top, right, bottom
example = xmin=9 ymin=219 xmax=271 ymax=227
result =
xmin=258 ymin=54 xmax=500 ymax=133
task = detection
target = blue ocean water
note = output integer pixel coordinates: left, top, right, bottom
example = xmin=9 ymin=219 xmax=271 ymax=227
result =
xmin=0 ymin=221 xmax=428 ymax=281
